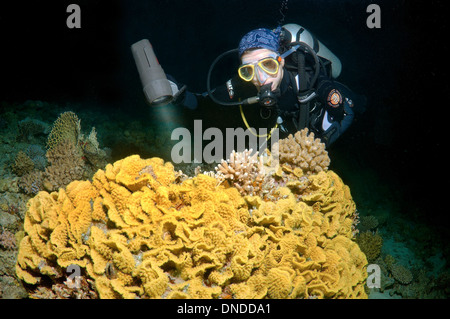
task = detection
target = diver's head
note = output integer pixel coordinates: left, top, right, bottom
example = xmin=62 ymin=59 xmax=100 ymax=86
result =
xmin=239 ymin=49 xmax=285 ymax=91
xmin=238 ymin=28 xmax=285 ymax=91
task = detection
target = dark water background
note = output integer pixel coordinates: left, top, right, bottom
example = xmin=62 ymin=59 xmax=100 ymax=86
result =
xmin=0 ymin=0 xmax=448 ymax=245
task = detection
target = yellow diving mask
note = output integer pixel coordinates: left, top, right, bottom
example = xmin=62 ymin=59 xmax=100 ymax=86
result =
xmin=238 ymin=56 xmax=282 ymax=82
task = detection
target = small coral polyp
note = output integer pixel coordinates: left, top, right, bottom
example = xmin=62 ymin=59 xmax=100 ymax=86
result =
xmin=16 ymin=131 xmax=368 ymax=299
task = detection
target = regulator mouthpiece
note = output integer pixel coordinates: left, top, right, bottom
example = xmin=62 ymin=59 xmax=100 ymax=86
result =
xmin=258 ymin=84 xmax=277 ymax=107
xmin=131 ymin=39 xmax=173 ymax=106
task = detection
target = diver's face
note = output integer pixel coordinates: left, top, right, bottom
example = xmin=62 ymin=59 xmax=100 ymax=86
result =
xmin=240 ymin=48 xmax=284 ymax=91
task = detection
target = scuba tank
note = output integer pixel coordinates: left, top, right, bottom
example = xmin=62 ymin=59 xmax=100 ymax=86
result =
xmin=278 ymin=23 xmax=343 ymax=133
xmin=281 ymin=23 xmax=342 ymax=79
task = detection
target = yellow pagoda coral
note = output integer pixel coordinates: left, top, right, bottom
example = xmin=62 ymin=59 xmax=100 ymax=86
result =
xmin=16 ymin=153 xmax=367 ymax=299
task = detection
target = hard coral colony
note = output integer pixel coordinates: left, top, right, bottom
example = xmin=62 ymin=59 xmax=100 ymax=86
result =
xmin=16 ymin=111 xmax=109 ymax=196
xmin=15 ymin=128 xmax=368 ymax=299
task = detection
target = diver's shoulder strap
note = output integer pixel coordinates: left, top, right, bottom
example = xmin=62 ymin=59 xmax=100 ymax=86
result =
xmin=291 ymin=70 xmax=313 ymax=131
xmin=286 ymin=67 xmax=314 ymax=131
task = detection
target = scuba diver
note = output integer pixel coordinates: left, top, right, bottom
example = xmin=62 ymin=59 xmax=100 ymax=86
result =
xmin=132 ymin=24 xmax=366 ymax=147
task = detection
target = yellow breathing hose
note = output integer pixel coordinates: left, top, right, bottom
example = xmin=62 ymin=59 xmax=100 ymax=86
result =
xmin=239 ymin=103 xmax=278 ymax=141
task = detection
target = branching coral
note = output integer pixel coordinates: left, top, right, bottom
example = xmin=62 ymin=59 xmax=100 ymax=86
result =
xmin=274 ymin=128 xmax=330 ymax=176
xmin=215 ymin=149 xmax=265 ymax=196
xmin=16 ymin=152 xmax=367 ymax=299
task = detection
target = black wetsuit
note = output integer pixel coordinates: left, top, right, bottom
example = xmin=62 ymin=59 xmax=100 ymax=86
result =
xmin=180 ymin=58 xmax=365 ymax=147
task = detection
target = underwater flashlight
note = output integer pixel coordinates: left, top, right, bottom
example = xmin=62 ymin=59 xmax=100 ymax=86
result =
xmin=131 ymin=39 xmax=174 ymax=106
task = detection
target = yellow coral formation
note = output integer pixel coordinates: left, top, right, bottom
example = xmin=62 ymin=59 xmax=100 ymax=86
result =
xmin=46 ymin=111 xmax=81 ymax=151
xmin=17 ymin=152 xmax=367 ymax=299
xmin=274 ymin=128 xmax=330 ymax=176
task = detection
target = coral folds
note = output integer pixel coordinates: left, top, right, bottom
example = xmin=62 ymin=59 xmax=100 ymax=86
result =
xmin=16 ymin=149 xmax=367 ymax=299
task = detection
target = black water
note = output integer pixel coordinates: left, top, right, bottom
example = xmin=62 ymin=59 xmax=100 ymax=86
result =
xmin=1 ymin=0 xmax=448 ymax=251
